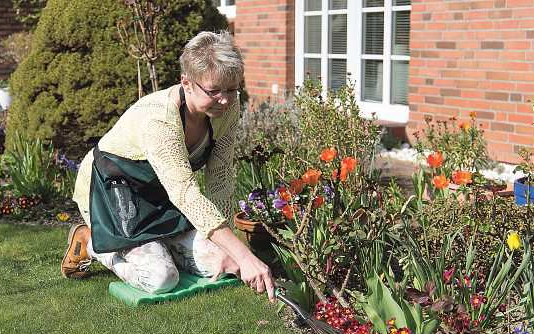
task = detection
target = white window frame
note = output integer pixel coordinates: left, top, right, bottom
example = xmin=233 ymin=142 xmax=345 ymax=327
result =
xmin=217 ymin=0 xmax=236 ymax=19
xmin=295 ymin=0 xmax=411 ymax=123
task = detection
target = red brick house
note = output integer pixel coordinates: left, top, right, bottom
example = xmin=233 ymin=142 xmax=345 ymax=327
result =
xmin=2 ymin=0 xmax=533 ymax=163
xmin=226 ymin=0 xmax=534 ymax=164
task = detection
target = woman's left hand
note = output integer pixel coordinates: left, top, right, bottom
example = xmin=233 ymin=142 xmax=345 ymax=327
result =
xmin=209 ymin=253 xmax=240 ymax=282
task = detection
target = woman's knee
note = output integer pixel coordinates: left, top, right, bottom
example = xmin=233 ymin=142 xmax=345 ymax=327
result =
xmin=141 ymin=265 xmax=180 ymax=294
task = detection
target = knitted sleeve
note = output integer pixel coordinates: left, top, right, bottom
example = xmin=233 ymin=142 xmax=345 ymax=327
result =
xmin=204 ymin=104 xmax=240 ymax=225
xmin=140 ymin=117 xmax=227 ymax=238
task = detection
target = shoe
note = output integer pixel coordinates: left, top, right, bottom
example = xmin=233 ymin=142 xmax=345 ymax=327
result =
xmin=60 ymin=224 xmax=92 ymax=279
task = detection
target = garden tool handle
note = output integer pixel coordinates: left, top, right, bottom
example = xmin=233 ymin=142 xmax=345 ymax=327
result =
xmin=275 ymin=288 xmax=310 ymax=320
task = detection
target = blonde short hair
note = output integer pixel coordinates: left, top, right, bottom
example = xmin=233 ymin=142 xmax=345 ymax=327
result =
xmin=180 ymin=31 xmax=244 ymax=87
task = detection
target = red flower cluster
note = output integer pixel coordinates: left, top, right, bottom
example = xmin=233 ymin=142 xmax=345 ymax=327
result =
xmin=442 ymin=309 xmax=484 ymax=332
xmin=314 ymin=297 xmax=372 ymax=334
xmin=1 ymin=196 xmax=40 ymax=216
xmin=470 ymin=294 xmax=486 ymax=309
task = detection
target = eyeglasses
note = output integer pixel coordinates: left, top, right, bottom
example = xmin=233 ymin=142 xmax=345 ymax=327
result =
xmin=194 ymin=81 xmax=239 ymax=100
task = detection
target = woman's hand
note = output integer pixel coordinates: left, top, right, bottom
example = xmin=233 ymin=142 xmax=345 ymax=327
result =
xmin=236 ymin=253 xmax=275 ymax=302
xmin=209 ymin=252 xmax=240 ymax=281
xmin=208 ymin=225 xmax=276 ymax=302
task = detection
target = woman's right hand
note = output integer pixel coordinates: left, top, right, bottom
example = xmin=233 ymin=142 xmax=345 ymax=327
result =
xmin=237 ymin=253 xmax=275 ymax=303
xmin=208 ymin=225 xmax=275 ymax=303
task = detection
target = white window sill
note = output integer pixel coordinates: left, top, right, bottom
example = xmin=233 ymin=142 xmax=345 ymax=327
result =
xmin=358 ymin=101 xmax=409 ymax=124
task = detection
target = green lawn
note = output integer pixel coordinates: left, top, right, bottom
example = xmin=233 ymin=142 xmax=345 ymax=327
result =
xmin=0 ymin=223 xmax=291 ymax=334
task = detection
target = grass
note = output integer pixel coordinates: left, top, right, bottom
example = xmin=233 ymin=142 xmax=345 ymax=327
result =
xmin=0 ymin=223 xmax=291 ymax=334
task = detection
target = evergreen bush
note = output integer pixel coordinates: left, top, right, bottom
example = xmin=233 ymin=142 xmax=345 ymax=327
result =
xmin=6 ymin=0 xmax=226 ymax=159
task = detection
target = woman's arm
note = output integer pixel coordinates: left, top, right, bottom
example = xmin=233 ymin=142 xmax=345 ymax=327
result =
xmin=204 ymin=103 xmax=275 ymax=301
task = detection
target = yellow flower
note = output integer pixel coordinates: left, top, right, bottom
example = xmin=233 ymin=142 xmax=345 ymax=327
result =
xmin=56 ymin=212 xmax=70 ymax=222
xmin=507 ymin=231 xmax=522 ymax=251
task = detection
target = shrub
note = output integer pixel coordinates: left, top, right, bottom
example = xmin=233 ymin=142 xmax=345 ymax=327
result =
xmin=6 ymin=0 xmax=226 ymax=159
xmin=413 ymin=113 xmax=492 ymax=173
xmin=290 ymin=79 xmax=382 ymax=178
xmin=235 ymin=98 xmax=300 ymax=162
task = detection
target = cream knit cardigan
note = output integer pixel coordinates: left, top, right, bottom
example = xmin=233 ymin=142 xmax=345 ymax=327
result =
xmin=73 ymin=86 xmax=239 ymax=238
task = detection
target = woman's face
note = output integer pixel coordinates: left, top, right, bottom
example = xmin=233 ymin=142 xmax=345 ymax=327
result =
xmin=182 ymin=75 xmax=239 ymax=118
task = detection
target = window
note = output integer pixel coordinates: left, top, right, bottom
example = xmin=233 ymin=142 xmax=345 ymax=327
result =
xmin=296 ymin=0 xmax=411 ymax=123
xmin=214 ymin=0 xmax=236 ymax=19
xmin=302 ymin=0 xmax=348 ymax=91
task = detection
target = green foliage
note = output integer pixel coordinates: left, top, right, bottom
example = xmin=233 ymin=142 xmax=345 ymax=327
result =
xmin=361 ymin=272 xmax=440 ymax=334
xmin=413 ymin=115 xmax=492 ymax=173
xmin=6 ymin=0 xmax=227 ymax=160
xmin=3 ymin=132 xmax=59 ymax=202
xmin=234 ymin=98 xmax=300 ymax=204
xmin=291 ymin=79 xmax=382 ymax=176
xmin=520 ymin=268 xmax=534 ymax=328
xmin=272 ymin=244 xmax=317 ymax=313
xmin=57 ymin=168 xmax=76 ymax=199
xmin=398 ymin=199 xmax=533 ymax=332
xmin=414 ymin=196 xmax=531 ymax=272
xmin=235 ymin=98 xmax=300 ymax=162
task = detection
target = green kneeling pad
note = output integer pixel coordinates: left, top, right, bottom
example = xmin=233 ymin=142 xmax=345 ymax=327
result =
xmin=109 ymin=271 xmax=241 ymax=306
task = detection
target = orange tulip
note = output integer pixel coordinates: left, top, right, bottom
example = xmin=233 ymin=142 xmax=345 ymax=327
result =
xmin=332 ymin=169 xmax=339 ymax=180
xmin=313 ymin=195 xmax=325 ymax=208
xmin=289 ymin=179 xmax=304 ymax=195
xmin=339 ymin=166 xmax=349 ymax=182
xmin=469 ymin=111 xmax=477 ymax=119
xmin=427 ymin=152 xmax=444 ymax=169
xmin=320 ymin=147 xmax=337 ymax=162
xmin=459 ymin=122 xmax=471 ymax=131
xmin=452 ymin=170 xmax=472 ymax=185
xmin=341 ymin=157 xmax=358 ymax=172
xmin=279 ymin=189 xmax=291 ymax=201
xmin=281 ymin=205 xmax=294 ymax=220
xmin=432 ymin=174 xmax=449 ymax=189
xmin=302 ymin=169 xmax=322 ymax=186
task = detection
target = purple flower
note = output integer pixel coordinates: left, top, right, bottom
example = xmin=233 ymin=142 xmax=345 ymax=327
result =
xmin=273 ymin=199 xmax=287 ymax=209
xmin=255 ymin=201 xmax=266 ymax=211
xmin=57 ymin=154 xmax=80 ymax=171
xmin=323 ymin=185 xmax=334 ymax=200
xmin=267 ymin=190 xmax=275 ymax=198
xmin=248 ymin=190 xmax=261 ymax=201
xmin=514 ymin=325 xmax=530 ymax=334
xmin=239 ymin=200 xmax=252 ymax=214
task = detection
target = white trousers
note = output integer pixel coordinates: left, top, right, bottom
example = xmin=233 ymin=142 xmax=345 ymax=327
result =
xmin=81 ymin=210 xmax=225 ymax=294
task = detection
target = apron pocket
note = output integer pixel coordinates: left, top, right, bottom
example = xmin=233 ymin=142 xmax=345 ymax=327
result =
xmin=107 ymin=178 xmax=139 ymax=238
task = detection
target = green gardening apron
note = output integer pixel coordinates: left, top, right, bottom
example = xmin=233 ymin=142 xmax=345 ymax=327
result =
xmin=89 ymin=86 xmax=215 ymax=253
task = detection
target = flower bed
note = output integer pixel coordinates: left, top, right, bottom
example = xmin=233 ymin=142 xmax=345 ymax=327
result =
xmin=233 ymin=81 xmax=534 ymax=333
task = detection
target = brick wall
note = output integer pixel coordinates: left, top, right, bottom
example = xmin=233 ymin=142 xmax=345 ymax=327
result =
xmin=408 ymin=0 xmax=534 ymax=164
xmin=234 ymin=0 xmax=294 ymax=104
xmin=0 ymin=0 xmax=26 ymax=79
